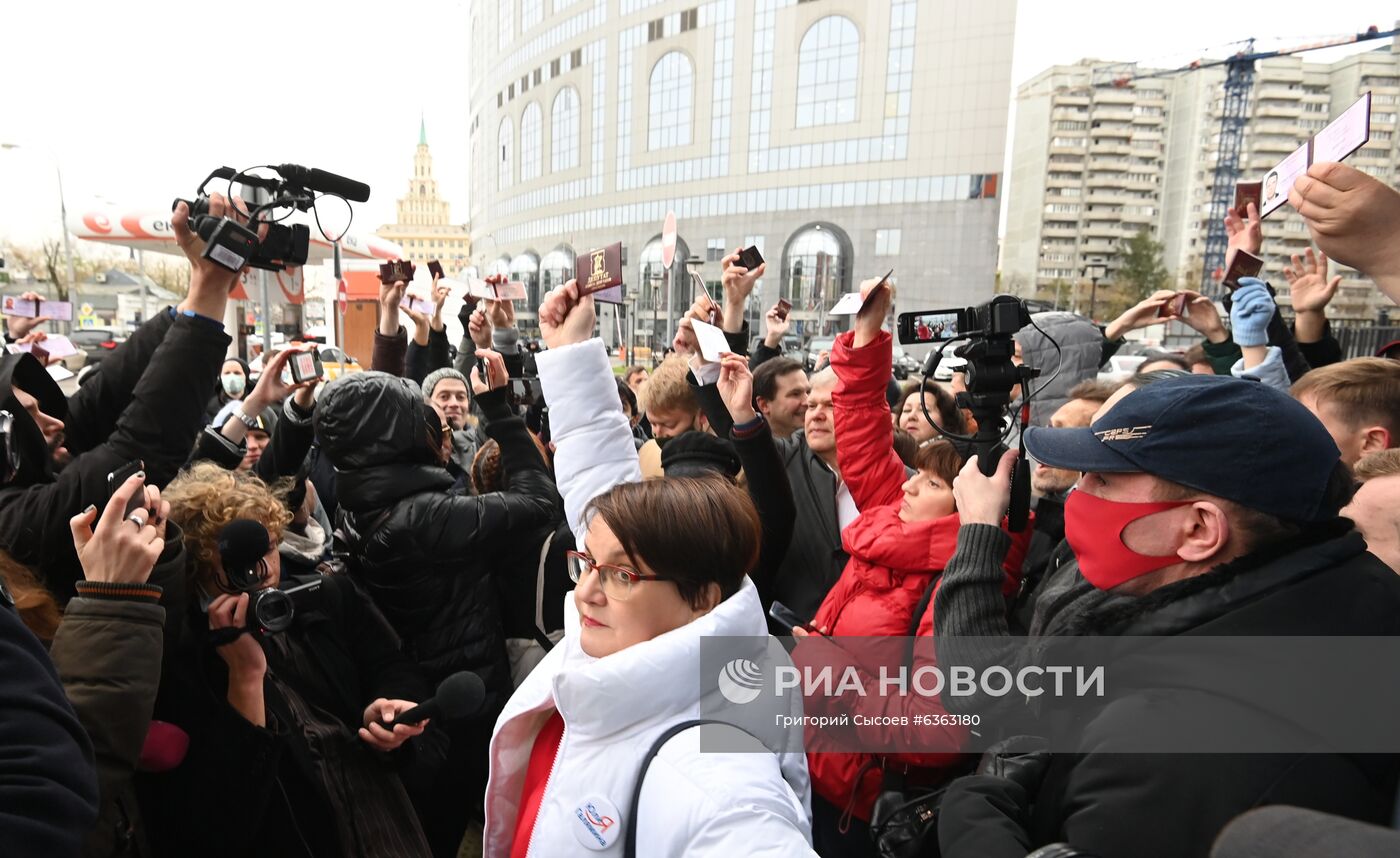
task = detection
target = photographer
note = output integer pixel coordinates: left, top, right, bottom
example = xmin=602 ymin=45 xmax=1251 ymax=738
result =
xmin=314 ymin=350 xmax=562 ymax=854
xmin=196 ymin=346 xmax=319 ymax=479
xmin=936 ymin=374 xmax=1400 ymax=858
xmin=794 ymin=278 xmax=1030 ymax=853
xmin=50 ymin=472 xmax=173 ymax=857
xmin=0 ymin=193 xmax=244 ymax=602
xmin=149 ymin=463 xmax=435 ymax=857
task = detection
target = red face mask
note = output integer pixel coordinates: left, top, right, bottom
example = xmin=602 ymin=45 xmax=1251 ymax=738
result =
xmin=1064 ymin=489 xmax=1192 ymax=590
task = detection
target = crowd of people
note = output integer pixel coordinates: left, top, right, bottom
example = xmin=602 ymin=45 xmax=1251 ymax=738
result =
xmin=2 ymin=156 xmax=1400 ymax=858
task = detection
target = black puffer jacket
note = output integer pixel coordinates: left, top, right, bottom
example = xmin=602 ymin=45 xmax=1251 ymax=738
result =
xmin=314 ymin=372 xmax=561 ymax=700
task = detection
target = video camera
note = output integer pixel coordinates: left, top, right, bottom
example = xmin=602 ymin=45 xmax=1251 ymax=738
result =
xmin=898 ymin=295 xmax=1041 ymax=530
xmin=173 ymin=164 xmax=371 ymax=273
xmin=217 ymin=519 xmax=321 ymax=636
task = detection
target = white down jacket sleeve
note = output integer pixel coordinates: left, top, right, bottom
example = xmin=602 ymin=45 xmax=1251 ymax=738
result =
xmin=536 ymin=338 xmax=643 ymax=545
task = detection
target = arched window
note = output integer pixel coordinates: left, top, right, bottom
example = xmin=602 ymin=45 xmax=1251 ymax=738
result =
xmin=510 ymin=252 xmax=541 ymax=308
xmin=497 ymin=118 xmax=513 ymax=191
xmin=498 ymin=0 xmax=513 ymax=49
xmin=796 ymin=16 xmax=859 ymax=127
xmin=648 ymin=52 xmax=693 ymax=150
xmin=491 ymin=256 xmax=511 ymax=278
xmin=782 ymin=224 xmax=850 ymax=318
xmin=419 ymin=183 xmax=426 ymax=195
xmin=520 ymin=103 xmax=542 ymax=181
xmin=638 ymin=234 xmax=690 ymax=311
xmin=551 ymin=87 xmax=580 ymax=172
xmin=540 ymin=246 xmax=575 ymax=294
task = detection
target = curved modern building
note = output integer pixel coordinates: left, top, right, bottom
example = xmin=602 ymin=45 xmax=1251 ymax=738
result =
xmin=467 ymin=0 xmax=1015 ymax=348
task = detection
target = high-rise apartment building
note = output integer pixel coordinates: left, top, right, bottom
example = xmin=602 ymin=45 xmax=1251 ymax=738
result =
xmin=1006 ymin=38 xmax=1400 ymax=323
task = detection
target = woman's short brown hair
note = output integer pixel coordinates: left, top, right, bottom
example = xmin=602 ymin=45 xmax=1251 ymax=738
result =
xmin=163 ymin=462 xmax=293 ymax=582
xmin=586 ymin=474 xmax=760 ymax=610
xmin=913 ymin=439 xmax=962 ymax=487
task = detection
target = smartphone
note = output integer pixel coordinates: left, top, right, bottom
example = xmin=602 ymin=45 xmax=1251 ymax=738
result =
xmin=775 ymin=298 xmax=792 ymax=322
xmin=1233 ymin=182 xmax=1262 ymax=219
xmin=897 ymin=309 xmax=969 ymax=345
xmin=289 ymin=350 xmax=323 ymax=385
xmin=737 ymin=246 xmax=764 ymax=271
xmin=106 ymin=459 xmax=146 ymax=519
xmin=427 ymin=260 xmax=445 ymax=279
xmin=1222 ymin=249 xmax=1265 ymax=290
xmin=768 ymin=601 xmax=817 ymax=634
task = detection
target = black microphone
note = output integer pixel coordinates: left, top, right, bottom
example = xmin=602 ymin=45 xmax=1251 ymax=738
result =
xmin=275 ymin=164 xmax=371 ymax=203
xmin=388 ymin=671 xmax=486 ymax=726
xmin=217 ymin=519 xmax=270 ymax=590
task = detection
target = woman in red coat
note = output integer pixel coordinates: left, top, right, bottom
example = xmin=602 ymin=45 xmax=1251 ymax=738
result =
xmin=799 ymin=280 xmax=1029 ymax=856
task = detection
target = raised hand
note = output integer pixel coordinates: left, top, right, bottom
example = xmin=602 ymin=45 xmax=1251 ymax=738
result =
xmin=1172 ymin=291 xmax=1228 ymax=344
xmin=468 ymin=308 xmax=492 ymax=350
xmin=854 ymin=276 xmax=894 ymax=348
xmin=378 ymin=276 xmax=407 ymax=337
xmin=69 ymin=471 xmax=166 ymax=585
xmin=1283 ymin=247 xmax=1341 ymax=314
xmin=1223 ymin=201 xmax=1263 ymax=272
xmin=720 ymin=248 xmax=766 ymax=332
xmin=4 ymin=291 xmax=51 ymax=340
xmin=1290 ymin=162 xmax=1400 ymax=303
xmin=763 ymin=302 xmax=791 ymax=348
xmin=1103 ymin=290 xmax=1176 ymax=341
xmin=173 ymin=192 xmax=265 ymax=320
xmin=430 ymin=277 xmax=452 ymax=331
xmin=716 ymin=352 xmax=758 ymax=424
xmin=538 ymin=279 xmax=596 ymax=350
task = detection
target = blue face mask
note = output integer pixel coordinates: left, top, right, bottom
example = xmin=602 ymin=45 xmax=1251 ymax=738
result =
xmin=221 ymin=373 xmax=246 ymax=397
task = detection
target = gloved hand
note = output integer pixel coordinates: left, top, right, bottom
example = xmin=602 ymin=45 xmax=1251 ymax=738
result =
xmin=1229 ymin=278 xmax=1275 ymax=348
xmin=975 ymin=734 xmax=1051 ymax=794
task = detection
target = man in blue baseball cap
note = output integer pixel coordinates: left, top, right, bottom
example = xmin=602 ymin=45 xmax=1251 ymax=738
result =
xmin=936 ymin=373 xmax=1400 ymax=858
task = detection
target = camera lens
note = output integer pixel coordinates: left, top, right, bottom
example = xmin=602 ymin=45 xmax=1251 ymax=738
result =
xmin=252 ymin=589 xmax=294 ymax=634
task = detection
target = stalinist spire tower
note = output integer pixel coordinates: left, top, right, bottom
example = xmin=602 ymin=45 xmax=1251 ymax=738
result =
xmin=377 ymin=116 xmax=471 ymax=269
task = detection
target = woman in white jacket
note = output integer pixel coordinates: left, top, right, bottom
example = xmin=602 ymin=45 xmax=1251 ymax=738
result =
xmin=482 ymin=282 xmax=815 ymax=858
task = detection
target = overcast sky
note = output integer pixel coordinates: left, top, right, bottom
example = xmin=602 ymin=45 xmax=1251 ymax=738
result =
xmin=0 ymin=1 xmax=1395 ymax=255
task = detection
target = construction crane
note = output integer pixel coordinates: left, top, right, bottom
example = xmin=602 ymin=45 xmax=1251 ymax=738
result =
xmin=1108 ymin=25 xmax=1400 ymax=294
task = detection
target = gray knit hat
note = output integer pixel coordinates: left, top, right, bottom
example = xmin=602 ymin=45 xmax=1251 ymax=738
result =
xmin=422 ymin=367 xmax=470 ymax=398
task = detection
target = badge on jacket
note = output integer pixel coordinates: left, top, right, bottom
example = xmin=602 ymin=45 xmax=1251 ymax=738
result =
xmin=572 ymin=795 xmax=621 ymax=850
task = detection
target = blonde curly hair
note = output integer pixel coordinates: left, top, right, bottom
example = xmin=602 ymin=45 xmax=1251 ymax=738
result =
xmin=162 ymin=462 xmax=294 ymax=582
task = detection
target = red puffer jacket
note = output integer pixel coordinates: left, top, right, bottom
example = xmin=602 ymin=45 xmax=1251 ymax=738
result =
xmin=802 ymin=329 xmax=1030 ymax=823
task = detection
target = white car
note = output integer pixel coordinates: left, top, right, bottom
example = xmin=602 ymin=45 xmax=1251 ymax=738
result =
xmin=1098 ymin=354 xmax=1146 ymax=383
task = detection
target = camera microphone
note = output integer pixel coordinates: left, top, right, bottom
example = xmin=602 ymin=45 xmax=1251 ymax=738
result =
xmin=389 ymin=671 xmax=487 ymax=726
xmin=217 ymin=519 xmax=270 ymax=591
xmin=275 ymin=164 xmax=371 ymax=203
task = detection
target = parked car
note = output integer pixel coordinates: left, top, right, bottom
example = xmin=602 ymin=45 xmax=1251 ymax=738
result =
xmin=317 ymin=346 xmax=363 ymax=380
xmin=892 ymin=347 xmax=922 ymax=380
xmin=69 ymin=329 xmax=126 ymax=368
xmin=1098 ymin=354 xmax=1147 ymax=383
xmin=806 ymin=336 xmax=836 ymax=371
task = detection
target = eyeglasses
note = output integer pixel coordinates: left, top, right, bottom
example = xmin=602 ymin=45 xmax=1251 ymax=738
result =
xmin=566 ymin=550 xmax=663 ymax=601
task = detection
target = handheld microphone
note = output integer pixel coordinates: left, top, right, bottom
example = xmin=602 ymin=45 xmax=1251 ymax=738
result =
xmin=275 ymin=164 xmax=372 ymax=203
xmin=388 ymin=671 xmax=487 ymax=726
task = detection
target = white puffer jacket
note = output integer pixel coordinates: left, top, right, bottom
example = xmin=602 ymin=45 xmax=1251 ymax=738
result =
xmin=483 ymin=576 xmax=816 ymax=858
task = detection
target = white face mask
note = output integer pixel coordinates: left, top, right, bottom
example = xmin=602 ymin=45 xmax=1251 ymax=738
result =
xmin=221 ymin=373 xmax=247 ymax=396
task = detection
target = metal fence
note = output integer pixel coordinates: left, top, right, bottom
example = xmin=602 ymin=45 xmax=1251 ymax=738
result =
xmin=1334 ymin=325 xmax=1400 ymax=359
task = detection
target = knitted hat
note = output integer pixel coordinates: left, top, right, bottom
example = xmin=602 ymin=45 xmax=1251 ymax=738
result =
xmin=423 ymin=367 xmax=470 ymax=398
xmin=659 ymin=431 xmax=741 ymax=479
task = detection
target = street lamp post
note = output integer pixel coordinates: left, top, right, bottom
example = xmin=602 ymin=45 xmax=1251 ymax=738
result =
xmin=1083 ymin=263 xmax=1107 ymax=321
xmin=1 ymin=143 xmax=77 ymax=302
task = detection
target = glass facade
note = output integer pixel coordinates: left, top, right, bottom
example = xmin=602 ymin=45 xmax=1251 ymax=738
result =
xmin=541 ymin=246 xmax=575 ymax=293
xmin=510 ymin=252 xmax=542 ymax=307
xmin=796 ymin=16 xmax=859 ymax=127
xmin=782 ymin=224 xmax=848 ymax=315
xmin=648 ymin=51 xmax=694 ymax=150
xmin=551 ymin=87 xmax=580 ymax=172
xmin=497 ymin=118 xmax=513 ymax=191
xmin=520 ymin=102 xmax=543 ymax=181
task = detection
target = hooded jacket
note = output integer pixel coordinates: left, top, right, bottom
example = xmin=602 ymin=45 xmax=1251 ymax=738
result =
xmin=1014 ymin=312 xmax=1104 ymax=426
xmin=937 ymin=521 xmax=1400 ymax=858
xmin=483 ymin=578 xmax=817 ymax=858
xmin=315 ymin=372 xmax=561 ymax=697
xmin=0 ymin=310 xmax=229 ymax=601
xmin=803 ymin=330 xmax=1030 ymax=821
